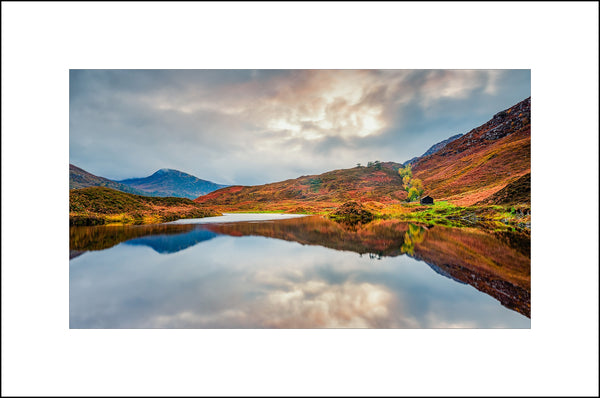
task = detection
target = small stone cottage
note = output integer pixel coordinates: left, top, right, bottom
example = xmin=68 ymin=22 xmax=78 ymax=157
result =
xmin=420 ymin=195 xmax=434 ymax=205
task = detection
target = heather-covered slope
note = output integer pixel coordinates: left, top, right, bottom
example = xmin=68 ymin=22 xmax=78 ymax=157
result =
xmin=476 ymin=173 xmax=530 ymax=206
xmin=412 ymin=97 xmax=530 ymax=205
xmin=195 ymin=161 xmax=407 ymax=213
xmin=70 ymin=187 xmax=220 ymax=225
xmin=118 ymin=168 xmax=228 ymax=199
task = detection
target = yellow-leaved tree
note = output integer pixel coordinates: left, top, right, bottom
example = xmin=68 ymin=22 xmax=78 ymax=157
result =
xmin=398 ymin=165 xmax=424 ymax=202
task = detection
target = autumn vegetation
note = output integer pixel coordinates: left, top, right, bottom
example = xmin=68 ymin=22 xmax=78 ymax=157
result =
xmin=70 ymin=187 xmax=220 ymax=225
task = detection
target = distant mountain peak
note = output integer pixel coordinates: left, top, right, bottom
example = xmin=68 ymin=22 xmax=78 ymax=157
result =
xmin=154 ymin=168 xmax=177 ymax=175
xmin=118 ymin=169 xmax=228 ymax=199
xmin=403 ymin=133 xmax=464 ymax=166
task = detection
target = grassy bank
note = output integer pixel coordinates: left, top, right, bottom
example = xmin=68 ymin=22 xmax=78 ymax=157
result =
xmin=375 ymin=201 xmax=530 ymax=229
xmin=70 ymin=187 xmax=221 ymax=226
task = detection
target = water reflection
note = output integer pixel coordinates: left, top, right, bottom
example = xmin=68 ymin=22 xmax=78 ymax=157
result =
xmin=70 ymin=215 xmax=530 ymax=328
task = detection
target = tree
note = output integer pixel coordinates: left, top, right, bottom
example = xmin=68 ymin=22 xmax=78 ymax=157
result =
xmin=398 ymin=165 xmax=424 ymax=201
xmin=398 ymin=165 xmax=412 ymax=179
xmin=410 ymin=178 xmax=424 ymax=197
xmin=408 ymin=187 xmax=420 ymax=202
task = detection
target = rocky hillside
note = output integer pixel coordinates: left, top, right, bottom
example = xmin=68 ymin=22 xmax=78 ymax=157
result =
xmin=118 ymin=168 xmax=228 ymax=199
xmin=413 ymin=97 xmax=531 ymax=205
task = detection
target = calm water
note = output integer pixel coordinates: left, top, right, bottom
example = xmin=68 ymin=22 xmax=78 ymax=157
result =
xmin=70 ymin=214 xmax=531 ymax=328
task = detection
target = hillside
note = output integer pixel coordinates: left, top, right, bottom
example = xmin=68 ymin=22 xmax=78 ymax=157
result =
xmin=195 ymin=161 xmax=407 ymax=213
xmin=118 ymin=168 xmax=228 ymax=199
xmin=403 ymin=133 xmax=463 ymax=166
xmin=412 ymin=97 xmax=530 ymax=205
xmin=476 ymin=173 xmax=530 ymax=206
xmin=196 ymin=98 xmax=530 ymax=211
xmin=70 ymin=186 xmax=220 ymax=225
xmin=70 ymin=164 xmax=147 ymax=195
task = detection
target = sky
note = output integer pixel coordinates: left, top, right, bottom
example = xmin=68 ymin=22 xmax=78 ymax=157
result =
xmin=70 ymin=69 xmax=530 ymax=185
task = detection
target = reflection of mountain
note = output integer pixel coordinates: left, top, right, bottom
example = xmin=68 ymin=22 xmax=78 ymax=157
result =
xmin=203 ymin=216 xmax=531 ymax=317
xmin=124 ymin=230 xmax=218 ymax=254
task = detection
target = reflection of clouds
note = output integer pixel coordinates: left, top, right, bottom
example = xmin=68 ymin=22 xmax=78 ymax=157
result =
xmin=148 ymin=309 xmax=248 ymax=329
xmin=261 ymin=281 xmax=393 ymax=328
xmin=141 ymin=279 xmax=397 ymax=328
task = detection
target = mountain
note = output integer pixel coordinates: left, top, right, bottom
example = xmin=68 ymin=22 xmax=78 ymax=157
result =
xmin=118 ymin=168 xmax=228 ymax=200
xmin=194 ymin=161 xmax=407 ymax=213
xmin=412 ymin=97 xmax=531 ymax=205
xmin=403 ymin=133 xmax=463 ymax=166
xmin=70 ymin=164 xmax=147 ymax=195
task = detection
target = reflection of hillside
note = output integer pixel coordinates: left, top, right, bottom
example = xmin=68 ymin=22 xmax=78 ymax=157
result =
xmin=204 ymin=216 xmax=530 ymax=317
xmin=411 ymin=226 xmax=530 ymax=317
xmin=203 ymin=216 xmax=411 ymax=257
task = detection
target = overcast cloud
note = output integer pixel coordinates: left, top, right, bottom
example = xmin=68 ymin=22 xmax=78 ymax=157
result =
xmin=69 ymin=69 xmax=530 ymax=185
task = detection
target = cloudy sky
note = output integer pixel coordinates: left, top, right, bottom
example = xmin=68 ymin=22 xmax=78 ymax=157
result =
xmin=70 ymin=69 xmax=530 ymax=185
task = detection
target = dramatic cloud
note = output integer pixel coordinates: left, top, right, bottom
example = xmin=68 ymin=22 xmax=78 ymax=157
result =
xmin=70 ymin=69 xmax=530 ymax=185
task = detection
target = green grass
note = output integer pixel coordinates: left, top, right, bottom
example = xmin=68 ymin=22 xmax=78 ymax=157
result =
xmin=373 ymin=200 xmax=530 ymax=230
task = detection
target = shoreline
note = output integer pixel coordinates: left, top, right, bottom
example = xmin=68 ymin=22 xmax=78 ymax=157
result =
xmin=70 ymin=202 xmax=530 ymax=231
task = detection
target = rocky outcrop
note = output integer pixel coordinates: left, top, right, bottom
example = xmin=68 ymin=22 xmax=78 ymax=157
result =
xmin=329 ymin=201 xmax=374 ymax=222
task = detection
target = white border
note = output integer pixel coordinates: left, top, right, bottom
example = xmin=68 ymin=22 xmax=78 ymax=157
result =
xmin=2 ymin=2 xmax=598 ymax=396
